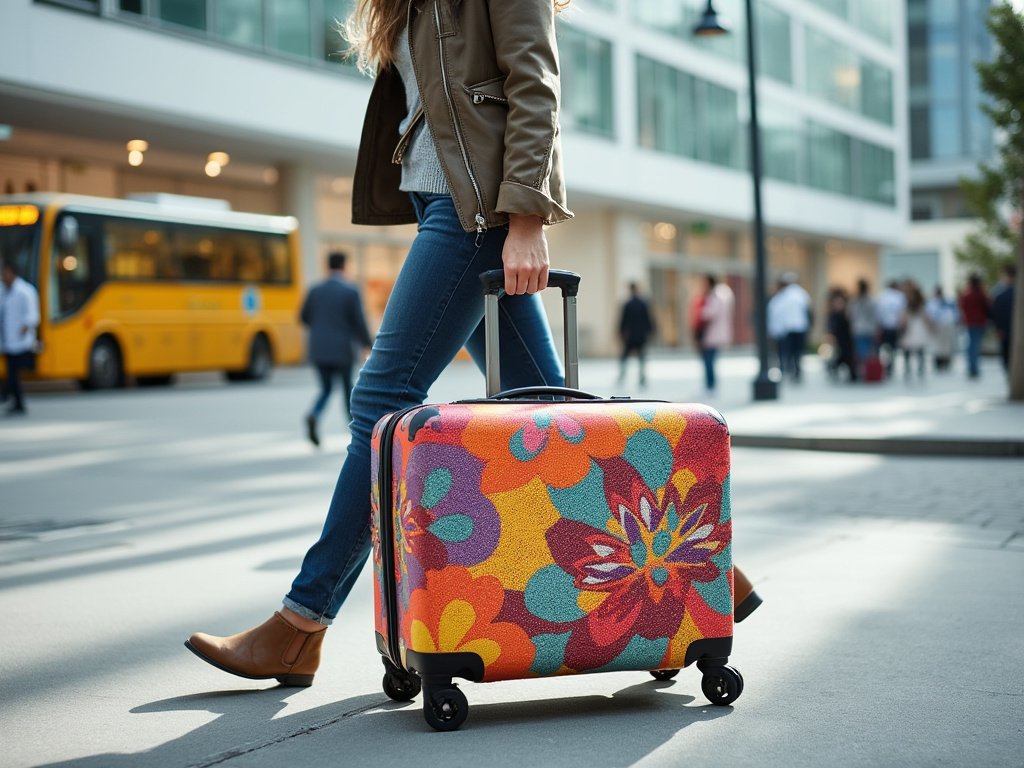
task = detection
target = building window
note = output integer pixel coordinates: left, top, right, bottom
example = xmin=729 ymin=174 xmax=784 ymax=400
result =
xmin=759 ymin=103 xmax=802 ymax=184
xmin=269 ymin=0 xmax=311 ymax=58
xmin=631 ymin=0 xmax=793 ymax=84
xmin=558 ymin=26 xmax=615 ymax=138
xmin=852 ymin=139 xmax=895 ymax=205
xmin=214 ymin=0 xmax=263 ymax=49
xmin=804 ymin=27 xmax=895 ymax=125
xmin=806 ymin=0 xmax=893 ymax=45
xmin=161 ymin=0 xmax=207 ymax=31
xmin=806 ymin=121 xmax=852 ymax=196
xmin=757 ymin=2 xmax=792 ymax=84
xmin=637 ymin=56 xmax=741 ymax=169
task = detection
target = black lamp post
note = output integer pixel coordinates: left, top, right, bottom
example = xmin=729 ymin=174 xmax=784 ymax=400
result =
xmin=694 ymin=0 xmax=778 ymax=401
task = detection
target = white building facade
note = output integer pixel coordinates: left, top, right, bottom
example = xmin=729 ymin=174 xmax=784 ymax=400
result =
xmin=0 ymin=0 xmax=908 ymax=355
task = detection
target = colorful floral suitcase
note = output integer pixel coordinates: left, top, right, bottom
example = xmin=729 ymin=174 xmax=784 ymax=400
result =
xmin=370 ymin=270 xmax=742 ymax=731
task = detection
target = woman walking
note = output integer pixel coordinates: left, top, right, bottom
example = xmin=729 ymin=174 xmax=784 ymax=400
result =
xmin=185 ymin=0 xmax=760 ymax=686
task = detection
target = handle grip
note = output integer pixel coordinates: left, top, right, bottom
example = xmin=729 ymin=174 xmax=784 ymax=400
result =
xmin=488 ymin=386 xmax=600 ymax=401
xmin=479 ymin=269 xmax=580 ymax=297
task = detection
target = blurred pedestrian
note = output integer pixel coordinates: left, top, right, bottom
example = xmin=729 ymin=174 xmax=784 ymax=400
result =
xmin=925 ymin=286 xmax=958 ymax=372
xmin=766 ymin=278 xmax=787 ymax=373
xmin=899 ymin=282 xmax=931 ymax=380
xmin=959 ymin=273 xmax=990 ymax=379
xmin=696 ymin=274 xmax=734 ymax=393
xmin=300 ymin=251 xmax=373 ymax=447
xmin=847 ymin=278 xmax=878 ymax=372
xmin=876 ymin=280 xmax=907 ymax=378
xmin=826 ymin=288 xmax=856 ymax=382
xmin=991 ymin=265 xmax=1016 ymax=372
xmin=617 ymin=281 xmax=655 ymax=387
xmin=0 ymin=260 xmax=40 ymax=416
xmin=768 ymin=272 xmax=812 ymax=382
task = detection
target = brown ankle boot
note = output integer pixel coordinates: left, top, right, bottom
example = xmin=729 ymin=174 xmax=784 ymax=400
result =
xmin=185 ymin=612 xmax=326 ymax=686
xmin=733 ymin=566 xmax=763 ymax=623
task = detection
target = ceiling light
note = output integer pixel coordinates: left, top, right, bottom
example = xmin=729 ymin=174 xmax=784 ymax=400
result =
xmin=204 ymin=161 xmax=222 ymax=177
xmin=126 ymin=139 xmax=149 ymax=153
xmin=208 ymin=152 xmax=230 ymax=167
xmin=128 ymin=150 xmax=144 ymax=167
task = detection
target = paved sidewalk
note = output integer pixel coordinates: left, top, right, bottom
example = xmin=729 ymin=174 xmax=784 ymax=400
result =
xmin=556 ymin=352 xmax=1024 ymax=456
xmin=2 ymin=353 xmax=1022 ymax=768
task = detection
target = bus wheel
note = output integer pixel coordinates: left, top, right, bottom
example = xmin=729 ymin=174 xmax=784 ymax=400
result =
xmin=227 ymin=334 xmax=272 ymax=382
xmin=84 ymin=337 xmax=123 ymax=390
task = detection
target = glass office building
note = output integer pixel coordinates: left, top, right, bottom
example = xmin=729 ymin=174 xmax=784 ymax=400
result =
xmin=885 ymin=0 xmax=995 ymax=295
xmin=1 ymin=0 xmax=907 ymax=354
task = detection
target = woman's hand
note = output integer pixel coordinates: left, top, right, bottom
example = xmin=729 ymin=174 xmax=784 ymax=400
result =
xmin=502 ymin=214 xmax=549 ymax=295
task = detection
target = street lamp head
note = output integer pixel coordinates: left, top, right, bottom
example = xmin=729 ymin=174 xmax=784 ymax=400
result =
xmin=693 ymin=0 xmax=730 ymax=37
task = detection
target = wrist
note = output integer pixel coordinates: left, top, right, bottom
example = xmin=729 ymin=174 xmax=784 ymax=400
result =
xmin=507 ymin=213 xmax=543 ymax=233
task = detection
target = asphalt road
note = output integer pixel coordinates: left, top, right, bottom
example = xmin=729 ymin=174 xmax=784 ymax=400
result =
xmin=1 ymin=361 xmax=1022 ymax=768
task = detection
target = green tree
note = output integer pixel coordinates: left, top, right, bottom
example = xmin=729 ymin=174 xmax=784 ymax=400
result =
xmin=957 ymin=2 xmax=1024 ymax=399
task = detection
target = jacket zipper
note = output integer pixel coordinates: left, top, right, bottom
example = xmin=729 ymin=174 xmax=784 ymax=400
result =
xmin=434 ymin=1 xmax=487 ymax=235
xmin=392 ymin=107 xmax=425 ymax=166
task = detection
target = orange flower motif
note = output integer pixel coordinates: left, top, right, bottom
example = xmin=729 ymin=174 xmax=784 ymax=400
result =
xmin=460 ymin=404 xmax=628 ymax=493
xmin=404 ymin=566 xmax=536 ymax=681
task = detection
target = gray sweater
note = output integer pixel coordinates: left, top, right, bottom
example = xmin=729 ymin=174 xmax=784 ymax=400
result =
xmin=394 ymin=29 xmax=449 ymax=195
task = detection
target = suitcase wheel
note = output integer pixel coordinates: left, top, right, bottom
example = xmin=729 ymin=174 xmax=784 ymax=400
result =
xmin=423 ymin=683 xmax=469 ymax=732
xmin=700 ymin=665 xmax=744 ymax=706
xmin=382 ymin=669 xmax=422 ymax=702
xmin=649 ymin=669 xmax=680 ymax=681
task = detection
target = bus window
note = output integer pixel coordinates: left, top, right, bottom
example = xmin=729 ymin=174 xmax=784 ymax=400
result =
xmin=0 ymin=205 xmax=39 ymax=288
xmin=104 ymin=218 xmax=172 ymax=279
xmin=264 ymin=234 xmax=292 ymax=284
xmin=52 ymin=213 xmax=100 ymax=318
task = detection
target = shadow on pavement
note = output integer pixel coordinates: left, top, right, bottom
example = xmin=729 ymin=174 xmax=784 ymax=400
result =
xmin=33 ymin=679 xmax=731 ymax=768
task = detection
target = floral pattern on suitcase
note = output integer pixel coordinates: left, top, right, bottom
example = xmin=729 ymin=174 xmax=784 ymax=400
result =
xmin=371 ymin=401 xmax=733 ymax=683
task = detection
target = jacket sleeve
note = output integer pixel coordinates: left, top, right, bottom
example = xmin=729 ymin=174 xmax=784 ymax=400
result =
xmin=488 ymin=0 xmax=572 ymax=223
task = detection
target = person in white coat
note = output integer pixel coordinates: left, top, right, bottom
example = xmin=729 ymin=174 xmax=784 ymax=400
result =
xmin=0 ymin=260 xmax=40 ymax=415
xmin=767 ymin=272 xmax=812 ymax=382
xmin=698 ymin=274 xmax=735 ymax=393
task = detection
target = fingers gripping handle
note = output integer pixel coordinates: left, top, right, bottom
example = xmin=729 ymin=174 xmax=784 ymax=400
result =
xmin=479 ymin=270 xmax=581 ymax=397
xmin=479 ymin=269 xmax=581 ymax=298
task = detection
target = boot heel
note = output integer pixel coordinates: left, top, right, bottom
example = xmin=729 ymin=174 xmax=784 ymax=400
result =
xmin=735 ymin=590 xmax=763 ymax=623
xmin=275 ymin=673 xmax=315 ymax=687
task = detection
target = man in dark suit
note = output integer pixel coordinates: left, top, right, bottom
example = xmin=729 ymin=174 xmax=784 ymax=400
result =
xmin=617 ymin=281 xmax=656 ymax=387
xmin=301 ymin=251 xmax=372 ymax=447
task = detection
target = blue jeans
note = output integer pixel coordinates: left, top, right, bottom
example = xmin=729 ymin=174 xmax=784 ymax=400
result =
xmin=284 ymin=194 xmax=563 ymax=624
xmin=854 ymin=334 xmax=875 ymax=364
xmin=965 ymin=326 xmax=985 ymax=377
xmin=701 ymin=347 xmax=718 ymax=391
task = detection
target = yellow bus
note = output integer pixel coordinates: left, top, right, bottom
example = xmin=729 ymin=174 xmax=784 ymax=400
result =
xmin=0 ymin=193 xmax=303 ymax=389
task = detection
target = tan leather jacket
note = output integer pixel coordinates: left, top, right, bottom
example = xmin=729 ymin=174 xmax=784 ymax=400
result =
xmin=351 ymin=0 xmax=574 ymax=233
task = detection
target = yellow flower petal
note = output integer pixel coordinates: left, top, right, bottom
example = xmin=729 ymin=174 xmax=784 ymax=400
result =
xmin=438 ymin=599 xmax=476 ymax=651
xmin=409 ymin=619 xmax=436 ymax=653
xmin=459 ymin=638 xmax=502 ymax=668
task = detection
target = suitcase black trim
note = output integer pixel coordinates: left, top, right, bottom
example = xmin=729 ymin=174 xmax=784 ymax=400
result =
xmin=406 ymin=649 xmax=485 ymax=683
xmin=377 ymin=405 xmax=423 ymax=670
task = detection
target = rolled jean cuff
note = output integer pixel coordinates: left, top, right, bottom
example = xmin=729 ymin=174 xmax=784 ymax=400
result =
xmin=282 ymin=596 xmax=333 ymax=627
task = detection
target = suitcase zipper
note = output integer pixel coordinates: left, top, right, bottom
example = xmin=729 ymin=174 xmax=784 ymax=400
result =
xmin=377 ymin=405 xmax=421 ymax=670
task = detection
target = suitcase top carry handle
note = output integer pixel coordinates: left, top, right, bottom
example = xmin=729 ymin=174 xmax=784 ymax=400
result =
xmin=479 ymin=269 xmax=581 ymax=298
xmin=488 ymin=385 xmax=601 ymax=401
xmin=480 ymin=270 xmax=581 ymax=396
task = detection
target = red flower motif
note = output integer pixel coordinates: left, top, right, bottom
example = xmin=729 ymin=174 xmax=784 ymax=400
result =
xmin=546 ymin=456 xmax=728 ymax=670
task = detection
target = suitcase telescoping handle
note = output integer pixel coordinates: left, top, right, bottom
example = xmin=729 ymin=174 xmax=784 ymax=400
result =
xmin=479 ymin=269 xmax=582 ymax=398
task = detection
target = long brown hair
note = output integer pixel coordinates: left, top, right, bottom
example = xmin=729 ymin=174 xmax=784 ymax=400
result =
xmin=345 ymin=0 xmax=572 ymax=74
